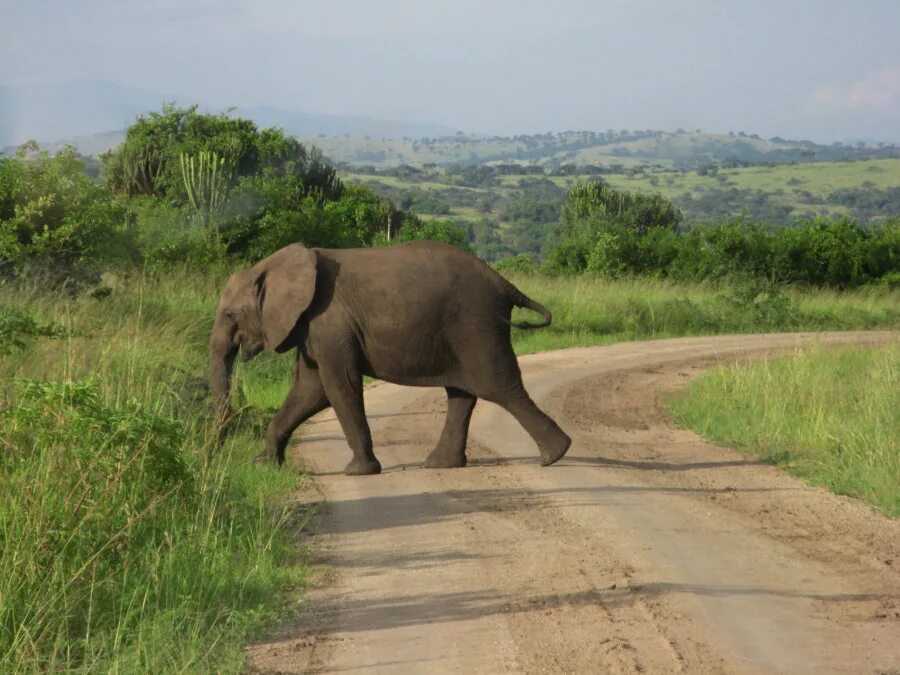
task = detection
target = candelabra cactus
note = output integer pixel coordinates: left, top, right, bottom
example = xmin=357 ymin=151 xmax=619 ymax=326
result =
xmin=179 ymin=150 xmax=232 ymax=236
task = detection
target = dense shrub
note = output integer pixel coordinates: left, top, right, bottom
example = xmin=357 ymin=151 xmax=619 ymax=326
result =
xmin=0 ymin=305 xmax=68 ymax=356
xmin=493 ymin=253 xmax=541 ymax=274
xmin=547 ymin=183 xmax=899 ymax=287
xmin=560 ymin=180 xmax=682 ymax=238
xmin=769 ymin=218 xmax=869 ymax=285
xmin=0 ymin=147 xmax=137 ymax=277
xmin=102 ymin=105 xmax=343 ymax=207
xmin=390 ymin=218 xmax=473 ymax=252
xmin=100 ymin=105 xmax=373 ymax=265
xmin=0 ymin=379 xmax=193 ymax=666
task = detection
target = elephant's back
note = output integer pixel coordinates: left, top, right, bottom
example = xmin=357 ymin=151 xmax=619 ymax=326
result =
xmin=320 ymin=241 xmax=510 ymax=305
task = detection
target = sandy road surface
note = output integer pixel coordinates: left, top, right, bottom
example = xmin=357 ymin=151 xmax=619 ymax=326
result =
xmin=249 ymin=333 xmax=899 ymax=674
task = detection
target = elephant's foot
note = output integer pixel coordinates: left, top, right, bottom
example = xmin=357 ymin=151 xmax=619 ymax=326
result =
xmin=424 ymin=447 xmax=467 ymax=469
xmin=539 ymin=432 xmax=572 ymax=466
xmin=253 ymin=450 xmax=281 ymax=466
xmin=343 ymin=456 xmax=382 ymax=476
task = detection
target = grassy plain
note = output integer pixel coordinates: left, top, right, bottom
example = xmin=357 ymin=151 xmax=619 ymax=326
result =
xmin=343 ymin=158 xmax=900 ymax=225
xmin=668 ymin=342 xmax=899 ymax=516
xmin=603 ymin=158 xmax=900 ymax=217
xmin=302 ymin=130 xmax=833 ymax=169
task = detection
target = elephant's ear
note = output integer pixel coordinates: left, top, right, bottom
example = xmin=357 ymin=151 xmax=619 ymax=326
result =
xmin=257 ymin=244 xmax=318 ymax=351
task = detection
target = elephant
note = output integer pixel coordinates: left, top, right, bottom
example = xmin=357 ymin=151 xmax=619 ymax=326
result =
xmin=209 ymin=240 xmax=571 ymax=475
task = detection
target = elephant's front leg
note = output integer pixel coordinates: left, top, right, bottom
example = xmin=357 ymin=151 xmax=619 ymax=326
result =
xmin=262 ymin=360 xmax=330 ymax=465
xmin=320 ymin=364 xmax=382 ymax=476
xmin=425 ymin=387 xmax=477 ymax=468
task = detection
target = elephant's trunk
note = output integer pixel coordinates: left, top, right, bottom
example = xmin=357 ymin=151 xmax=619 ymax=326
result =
xmin=209 ymin=312 xmax=238 ymax=425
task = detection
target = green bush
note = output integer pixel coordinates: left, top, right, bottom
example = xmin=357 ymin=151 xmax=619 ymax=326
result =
xmin=390 ymin=218 xmax=473 ymax=251
xmin=560 ymin=180 xmax=682 ymax=236
xmin=770 ymin=217 xmax=868 ymax=286
xmin=0 ymin=273 xmax=305 ymax=671
xmin=548 ymin=206 xmax=899 ymax=287
xmin=717 ymin=277 xmax=793 ymax=329
xmin=102 ymin=105 xmax=358 ymax=265
xmin=493 ymin=253 xmax=541 ymax=274
xmin=323 ymin=184 xmax=396 ymax=247
xmin=1 ymin=379 xmax=190 ymax=490
xmin=0 ymin=380 xmax=192 ymax=666
xmin=0 ymin=147 xmax=137 ymax=278
xmin=225 ymin=195 xmax=338 ymax=260
xmin=0 ymin=305 xmax=68 ymax=356
xmin=103 ymin=105 xmax=343 ymax=208
xmin=865 ymin=219 xmax=900 ymax=280
xmin=143 ymin=227 xmax=229 ymax=269
xmin=545 ymin=237 xmax=589 ymax=274
xmin=586 ymin=230 xmax=630 ymax=277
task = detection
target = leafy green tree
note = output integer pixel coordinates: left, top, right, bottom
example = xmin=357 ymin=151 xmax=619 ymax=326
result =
xmin=323 ymin=184 xmax=397 ymax=246
xmin=0 ymin=146 xmax=136 ymax=277
xmin=103 ymin=105 xmax=343 ymax=207
xmin=550 ymin=180 xmax=683 ymax=274
xmin=393 ymin=218 xmax=472 ymax=252
xmin=770 ymin=217 xmax=869 ymax=287
xmin=561 ymin=180 xmax=682 ymax=237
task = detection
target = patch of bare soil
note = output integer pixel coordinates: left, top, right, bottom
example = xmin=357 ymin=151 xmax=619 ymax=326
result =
xmin=248 ymin=333 xmax=899 ymax=674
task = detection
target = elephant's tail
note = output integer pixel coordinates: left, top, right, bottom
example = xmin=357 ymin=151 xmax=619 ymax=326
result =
xmin=507 ymin=287 xmax=552 ymax=330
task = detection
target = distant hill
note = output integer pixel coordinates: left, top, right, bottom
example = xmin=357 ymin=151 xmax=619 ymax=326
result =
xmin=304 ymin=130 xmax=900 ymax=169
xmin=0 ymin=80 xmax=456 ymax=153
xmin=3 ymin=83 xmax=897 ymax=171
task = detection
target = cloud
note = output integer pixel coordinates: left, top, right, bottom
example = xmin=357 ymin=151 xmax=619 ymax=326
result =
xmin=811 ymin=67 xmax=900 ymax=112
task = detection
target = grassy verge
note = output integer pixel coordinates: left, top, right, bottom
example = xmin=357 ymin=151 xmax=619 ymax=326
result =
xmin=507 ymin=273 xmax=899 ymax=353
xmin=666 ymin=343 xmax=899 ymax=517
xmin=0 ymin=270 xmax=309 ymax=672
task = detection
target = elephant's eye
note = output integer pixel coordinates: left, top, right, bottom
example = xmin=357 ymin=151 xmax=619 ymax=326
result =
xmin=224 ymin=310 xmax=237 ymax=322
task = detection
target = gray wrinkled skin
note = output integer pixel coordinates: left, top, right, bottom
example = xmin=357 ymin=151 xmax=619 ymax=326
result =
xmin=210 ymin=240 xmax=570 ymax=475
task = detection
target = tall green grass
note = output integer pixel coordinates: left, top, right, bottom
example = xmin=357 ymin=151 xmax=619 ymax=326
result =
xmin=508 ymin=273 xmax=899 ymax=353
xmin=0 ymin=270 xmax=308 ymax=672
xmin=667 ymin=343 xmax=899 ymax=516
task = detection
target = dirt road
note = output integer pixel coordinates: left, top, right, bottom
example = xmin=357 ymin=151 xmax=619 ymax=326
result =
xmin=249 ymin=333 xmax=899 ymax=674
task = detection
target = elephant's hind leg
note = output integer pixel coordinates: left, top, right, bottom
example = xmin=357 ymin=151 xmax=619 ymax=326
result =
xmin=425 ymin=387 xmax=477 ymax=468
xmin=483 ymin=384 xmax=571 ymax=466
xmin=263 ymin=361 xmax=329 ymax=465
xmin=320 ymin=364 xmax=381 ymax=476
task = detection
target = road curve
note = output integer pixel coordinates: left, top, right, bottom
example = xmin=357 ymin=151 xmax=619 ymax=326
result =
xmin=249 ymin=332 xmax=899 ymax=674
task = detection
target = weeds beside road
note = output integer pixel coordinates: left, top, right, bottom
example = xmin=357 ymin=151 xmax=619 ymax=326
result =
xmin=668 ymin=341 xmax=899 ymax=517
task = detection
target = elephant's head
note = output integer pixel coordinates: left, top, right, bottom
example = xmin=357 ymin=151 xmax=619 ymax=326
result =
xmin=209 ymin=244 xmax=318 ymax=416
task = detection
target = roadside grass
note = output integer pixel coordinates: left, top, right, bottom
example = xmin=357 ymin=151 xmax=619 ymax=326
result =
xmin=507 ymin=273 xmax=899 ymax=353
xmin=0 ymin=270 xmax=310 ymax=673
xmin=666 ymin=343 xmax=899 ymax=517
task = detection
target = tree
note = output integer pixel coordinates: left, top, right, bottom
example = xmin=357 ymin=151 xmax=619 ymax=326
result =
xmin=0 ymin=146 xmax=135 ymax=276
xmin=103 ymin=105 xmax=343 ymax=206
xmin=560 ymin=180 xmax=682 ymax=237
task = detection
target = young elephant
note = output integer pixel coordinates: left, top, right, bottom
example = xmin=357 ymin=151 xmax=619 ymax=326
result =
xmin=210 ymin=241 xmax=571 ymax=475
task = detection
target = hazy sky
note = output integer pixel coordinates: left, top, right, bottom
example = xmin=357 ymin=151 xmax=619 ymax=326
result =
xmin=3 ymin=0 xmax=900 ymax=141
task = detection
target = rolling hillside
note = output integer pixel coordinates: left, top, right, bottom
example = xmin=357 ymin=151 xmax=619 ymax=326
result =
xmin=306 ymin=129 xmax=900 ymax=169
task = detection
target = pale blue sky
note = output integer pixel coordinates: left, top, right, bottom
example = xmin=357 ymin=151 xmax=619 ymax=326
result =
xmin=3 ymin=0 xmax=900 ymax=141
